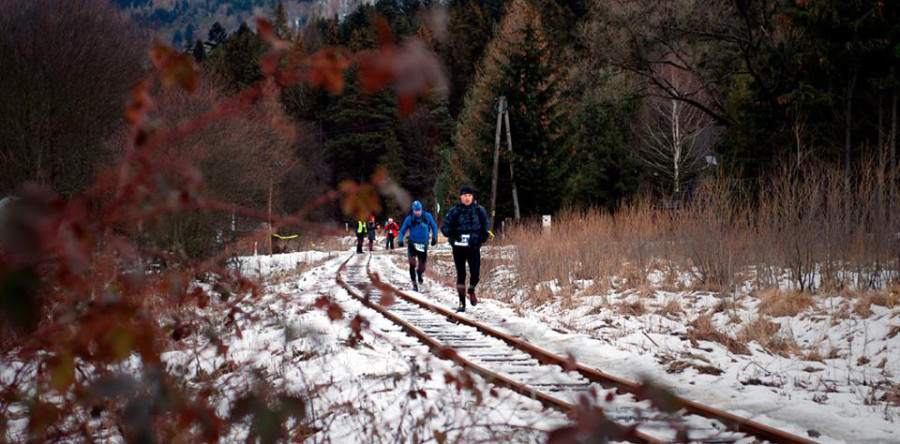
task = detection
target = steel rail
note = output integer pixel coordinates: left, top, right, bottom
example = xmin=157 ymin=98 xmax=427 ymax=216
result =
xmin=335 ymin=253 xmax=662 ymax=444
xmin=362 ymin=254 xmax=821 ymax=444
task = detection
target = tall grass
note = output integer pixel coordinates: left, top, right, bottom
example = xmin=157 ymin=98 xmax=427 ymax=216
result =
xmin=507 ymin=160 xmax=900 ymax=299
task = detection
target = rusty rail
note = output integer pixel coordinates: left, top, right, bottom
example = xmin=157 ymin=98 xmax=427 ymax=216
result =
xmin=335 ymin=253 xmax=661 ymax=444
xmin=362 ymin=256 xmax=821 ymax=444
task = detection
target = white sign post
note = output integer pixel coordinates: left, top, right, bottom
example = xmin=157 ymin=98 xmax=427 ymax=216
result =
xmin=542 ymin=215 xmax=551 ymax=236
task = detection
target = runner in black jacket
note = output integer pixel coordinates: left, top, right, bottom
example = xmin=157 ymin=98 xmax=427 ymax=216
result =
xmin=440 ymin=186 xmax=491 ymax=312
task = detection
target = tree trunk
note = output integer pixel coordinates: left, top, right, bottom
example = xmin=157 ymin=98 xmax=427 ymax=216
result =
xmin=891 ymin=90 xmax=897 ymax=179
xmin=878 ymin=95 xmax=884 ymax=160
xmin=844 ymin=70 xmax=857 ymax=175
xmin=672 ymin=99 xmax=681 ymax=194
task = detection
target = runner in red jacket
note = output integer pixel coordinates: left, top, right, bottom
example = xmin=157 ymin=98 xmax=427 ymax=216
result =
xmin=384 ymin=218 xmax=400 ymax=251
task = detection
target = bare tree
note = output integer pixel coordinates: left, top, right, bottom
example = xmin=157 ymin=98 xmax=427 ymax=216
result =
xmin=636 ymin=64 xmax=713 ymax=194
xmin=0 ymin=0 xmax=146 ymax=197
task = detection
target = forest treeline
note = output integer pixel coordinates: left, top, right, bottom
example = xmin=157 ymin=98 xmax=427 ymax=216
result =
xmin=190 ymin=0 xmax=900 ymax=221
xmin=2 ymin=0 xmax=899 ymax=252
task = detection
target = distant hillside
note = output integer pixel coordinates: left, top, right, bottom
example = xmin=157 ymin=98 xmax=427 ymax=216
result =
xmin=113 ymin=0 xmax=371 ymax=49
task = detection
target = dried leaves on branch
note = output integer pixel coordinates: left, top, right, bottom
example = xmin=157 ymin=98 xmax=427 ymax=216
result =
xmin=0 ymin=12 xmax=445 ymax=442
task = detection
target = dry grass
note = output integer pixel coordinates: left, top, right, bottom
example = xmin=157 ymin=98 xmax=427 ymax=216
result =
xmin=884 ymin=383 xmax=900 ymax=407
xmin=853 ymin=290 xmax=900 ymax=317
xmin=738 ymin=318 xmax=797 ymax=357
xmin=756 ymin=288 xmax=815 ymax=318
xmin=687 ymin=315 xmax=750 ymax=355
xmin=803 ymin=349 xmax=827 ymax=363
xmin=502 ymin=162 xmax=900 ymax=307
xmin=657 ymin=297 xmax=684 ymax=317
xmin=615 ymin=299 xmax=646 ymax=317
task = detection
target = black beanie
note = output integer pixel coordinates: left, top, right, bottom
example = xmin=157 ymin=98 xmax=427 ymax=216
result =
xmin=459 ymin=185 xmax=474 ymax=196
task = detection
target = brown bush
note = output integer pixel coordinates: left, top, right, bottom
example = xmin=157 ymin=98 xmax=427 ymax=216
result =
xmin=615 ymin=299 xmax=647 ymax=317
xmin=756 ymin=288 xmax=814 ymax=318
xmin=505 ymin=161 xmax=900 ymax=306
xmin=657 ymin=297 xmax=684 ymax=317
xmin=738 ymin=318 xmax=797 ymax=357
xmin=853 ymin=290 xmax=900 ymax=317
xmin=687 ymin=315 xmax=750 ymax=355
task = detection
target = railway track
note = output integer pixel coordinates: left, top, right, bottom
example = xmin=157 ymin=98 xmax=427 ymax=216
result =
xmin=336 ymin=252 xmax=820 ymax=444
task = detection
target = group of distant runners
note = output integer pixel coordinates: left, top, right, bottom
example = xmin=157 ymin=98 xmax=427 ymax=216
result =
xmin=354 ymin=186 xmax=491 ymax=312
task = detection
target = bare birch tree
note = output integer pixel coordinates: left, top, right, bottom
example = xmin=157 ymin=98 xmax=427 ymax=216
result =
xmin=636 ymin=65 xmax=713 ymax=194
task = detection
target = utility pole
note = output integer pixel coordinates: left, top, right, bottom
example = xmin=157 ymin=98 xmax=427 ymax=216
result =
xmin=490 ymin=97 xmax=504 ymax=223
xmin=504 ymin=98 xmax=521 ymax=220
xmin=489 ymin=96 xmax=521 ymax=222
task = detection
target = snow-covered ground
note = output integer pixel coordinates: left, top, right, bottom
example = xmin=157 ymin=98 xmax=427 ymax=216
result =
xmin=5 ymin=241 xmax=896 ymax=442
xmin=163 ymin=251 xmax=568 ymax=442
xmin=233 ymin=250 xmax=339 ymax=277
xmin=377 ymin=246 xmax=900 ymax=444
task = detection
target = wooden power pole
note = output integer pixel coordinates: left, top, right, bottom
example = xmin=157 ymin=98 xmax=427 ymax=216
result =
xmin=489 ymin=96 xmax=521 ymax=222
xmin=490 ymin=98 xmax=504 ymax=223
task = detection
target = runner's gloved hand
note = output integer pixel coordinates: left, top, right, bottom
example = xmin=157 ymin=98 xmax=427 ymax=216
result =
xmin=398 ymin=240 xmax=404 ymax=247
xmin=431 ymin=238 xmax=437 ymax=246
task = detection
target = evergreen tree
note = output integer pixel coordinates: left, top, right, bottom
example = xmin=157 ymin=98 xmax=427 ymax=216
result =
xmin=274 ymin=1 xmax=290 ymax=39
xmin=388 ymin=96 xmax=452 ymax=205
xmin=191 ymin=39 xmax=206 ymax=63
xmin=445 ymin=1 xmax=493 ymax=117
xmin=448 ymin=0 xmax=571 ymax=219
xmin=172 ymin=29 xmax=184 ymax=49
xmin=219 ymin=23 xmax=266 ymax=90
xmin=321 ymin=71 xmax=401 ymax=186
xmin=208 ymin=21 xmax=228 ymax=47
xmin=184 ymin=23 xmax=195 ymax=47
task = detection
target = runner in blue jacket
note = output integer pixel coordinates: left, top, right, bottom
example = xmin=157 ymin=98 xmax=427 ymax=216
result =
xmin=398 ymin=200 xmax=438 ymax=292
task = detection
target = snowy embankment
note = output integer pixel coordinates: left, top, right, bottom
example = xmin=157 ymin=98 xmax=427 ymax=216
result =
xmin=163 ymin=250 xmax=567 ymax=442
xmin=376 ymin=247 xmax=900 ymax=444
xmin=232 ymin=251 xmax=338 ymax=277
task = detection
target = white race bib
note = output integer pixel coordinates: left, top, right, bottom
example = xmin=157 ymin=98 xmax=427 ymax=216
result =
xmin=456 ymin=234 xmax=470 ymax=247
xmin=414 ymin=242 xmax=426 ymax=252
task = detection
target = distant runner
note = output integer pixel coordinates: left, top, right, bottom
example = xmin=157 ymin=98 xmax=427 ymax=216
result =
xmin=366 ymin=215 xmax=377 ymax=252
xmin=355 ymin=219 xmax=367 ymax=254
xmin=398 ymin=201 xmax=438 ymax=292
xmin=441 ymin=186 xmax=491 ymax=312
xmin=384 ymin=218 xmax=400 ymax=251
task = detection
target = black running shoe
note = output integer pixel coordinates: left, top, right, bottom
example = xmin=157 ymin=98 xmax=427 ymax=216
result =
xmin=455 ymin=305 xmax=465 ymax=313
xmin=412 ymin=283 xmax=419 ymax=292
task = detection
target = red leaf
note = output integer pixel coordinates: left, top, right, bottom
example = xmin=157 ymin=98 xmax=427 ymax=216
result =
xmin=256 ymin=18 xmax=275 ymax=43
xmin=308 ymin=49 xmax=350 ymax=93
xmin=378 ymin=290 xmax=396 ymax=307
xmin=326 ymin=303 xmax=344 ymax=321
xmin=564 ymin=352 xmax=578 ymax=372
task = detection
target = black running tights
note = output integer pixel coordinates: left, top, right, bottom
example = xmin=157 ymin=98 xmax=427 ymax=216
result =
xmin=452 ymin=246 xmax=481 ymax=290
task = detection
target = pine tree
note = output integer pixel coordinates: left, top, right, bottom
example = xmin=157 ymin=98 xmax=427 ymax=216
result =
xmin=191 ymin=39 xmax=206 ymax=63
xmin=446 ymin=1 xmax=493 ymax=117
xmin=321 ymin=71 xmax=401 ymax=186
xmin=447 ymin=0 xmax=571 ymax=219
xmin=274 ymin=1 xmax=290 ymax=39
xmin=184 ymin=23 xmax=195 ymax=47
xmin=208 ymin=22 xmax=228 ymax=47
xmin=230 ymin=23 xmax=266 ymax=89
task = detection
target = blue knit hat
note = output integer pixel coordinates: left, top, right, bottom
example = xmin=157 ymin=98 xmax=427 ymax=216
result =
xmin=412 ymin=200 xmax=423 ymax=211
xmin=459 ymin=185 xmax=474 ymax=196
